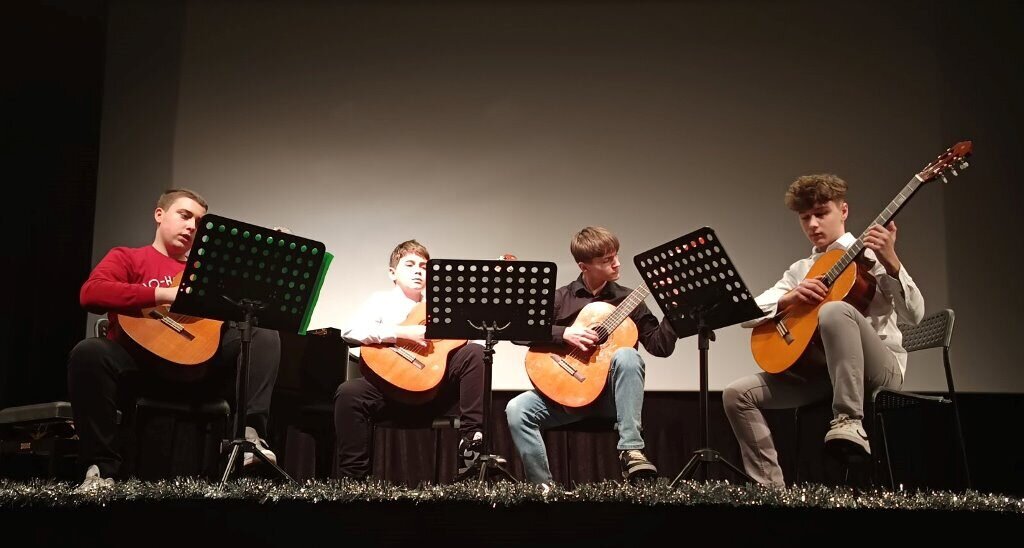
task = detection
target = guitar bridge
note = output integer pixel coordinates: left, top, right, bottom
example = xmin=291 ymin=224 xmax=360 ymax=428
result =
xmin=147 ymin=309 xmax=195 ymax=341
xmin=549 ymin=354 xmax=585 ymax=382
xmin=774 ymin=318 xmax=794 ymax=345
xmin=390 ymin=347 xmax=425 ymax=369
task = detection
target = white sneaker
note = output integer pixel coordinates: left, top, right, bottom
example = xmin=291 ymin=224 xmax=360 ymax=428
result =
xmin=74 ymin=464 xmax=114 ymax=493
xmin=243 ymin=426 xmax=278 ymax=466
xmin=824 ymin=414 xmax=871 ymax=457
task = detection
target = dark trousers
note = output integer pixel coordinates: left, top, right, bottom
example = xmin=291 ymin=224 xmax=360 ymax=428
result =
xmin=66 ymin=326 xmax=280 ymax=478
xmin=333 ymin=343 xmax=485 ymax=479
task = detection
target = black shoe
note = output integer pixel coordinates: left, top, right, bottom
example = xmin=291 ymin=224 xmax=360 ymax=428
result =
xmin=456 ymin=432 xmax=508 ymax=480
xmin=619 ymin=449 xmax=658 ymax=482
xmin=457 ymin=432 xmax=484 ymax=479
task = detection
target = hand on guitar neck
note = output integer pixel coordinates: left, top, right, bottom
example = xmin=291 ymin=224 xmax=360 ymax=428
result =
xmin=862 ymin=222 xmax=901 ymax=275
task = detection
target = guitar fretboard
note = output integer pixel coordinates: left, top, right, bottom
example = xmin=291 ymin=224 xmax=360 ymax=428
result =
xmin=823 ymin=175 xmax=924 ymax=286
xmin=599 ymin=285 xmax=651 ymax=333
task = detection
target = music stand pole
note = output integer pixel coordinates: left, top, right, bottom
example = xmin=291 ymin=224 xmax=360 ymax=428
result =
xmin=171 ymin=214 xmax=332 ymax=486
xmin=424 ymin=258 xmax=558 ymax=483
xmin=219 ymin=298 xmax=296 ymax=484
xmin=633 ymin=227 xmax=762 ymax=487
xmin=474 ymin=321 xmax=516 ymax=481
xmin=668 ymin=311 xmax=753 ymax=486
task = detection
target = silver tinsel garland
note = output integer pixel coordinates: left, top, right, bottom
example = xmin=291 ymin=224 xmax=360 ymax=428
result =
xmin=1 ymin=478 xmax=1021 ymax=513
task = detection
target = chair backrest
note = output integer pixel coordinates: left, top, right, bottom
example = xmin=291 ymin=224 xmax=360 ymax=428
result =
xmin=95 ymin=316 xmax=109 ymax=338
xmin=898 ymin=309 xmax=954 ymax=353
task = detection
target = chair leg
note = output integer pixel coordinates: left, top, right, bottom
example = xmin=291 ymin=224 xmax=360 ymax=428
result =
xmin=951 ymin=403 xmax=971 ymax=490
xmin=877 ymin=413 xmax=895 ymax=490
xmin=945 ymin=350 xmax=972 ymax=489
xmin=433 ymin=429 xmax=442 ymax=484
xmin=793 ymin=408 xmax=802 ymax=484
xmin=563 ymin=431 xmax=571 ymax=485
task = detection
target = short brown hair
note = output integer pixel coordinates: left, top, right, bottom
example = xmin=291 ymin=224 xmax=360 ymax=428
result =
xmin=389 ymin=239 xmax=430 ymax=268
xmin=157 ymin=188 xmax=208 ymax=212
xmin=571 ymin=227 xmax=620 ymax=263
xmin=784 ymin=174 xmax=847 ymax=212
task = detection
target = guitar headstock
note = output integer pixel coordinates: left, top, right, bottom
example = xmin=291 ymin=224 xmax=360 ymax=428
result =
xmin=919 ymin=140 xmax=972 ymax=183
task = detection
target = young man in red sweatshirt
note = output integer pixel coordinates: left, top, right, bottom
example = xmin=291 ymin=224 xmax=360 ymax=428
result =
xmin=68 ymin=188 xmax=281 ymax=491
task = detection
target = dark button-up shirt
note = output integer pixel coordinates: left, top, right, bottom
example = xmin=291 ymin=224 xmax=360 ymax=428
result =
xmin=548 ymin=274 xmax=678 ymax=358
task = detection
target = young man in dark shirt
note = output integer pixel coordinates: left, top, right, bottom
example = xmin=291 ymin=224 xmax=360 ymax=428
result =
xmin=505 ymin=227 xmax=678 ymax=485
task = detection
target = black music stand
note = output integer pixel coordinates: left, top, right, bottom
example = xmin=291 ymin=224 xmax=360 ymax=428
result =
xmin=634 ymin=227 xmax=762 ymax=486
xmin=172 ymin=214 xmax=333 ymax=485
xmin=424 ymin=258 xmax=556 ymax=481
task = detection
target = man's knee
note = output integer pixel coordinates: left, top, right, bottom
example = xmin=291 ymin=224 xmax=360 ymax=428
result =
xmin=67 ymin=337 xmax=114 ymax=374
xmin=819 ymin=301 xmax=857 ymax=326
xmin=612 ymin=347 xmax=644 ymax=373
xmin=722 ymin=379 xmax=754 ymax=413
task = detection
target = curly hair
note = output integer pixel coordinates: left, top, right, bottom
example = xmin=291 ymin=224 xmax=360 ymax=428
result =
xmin=784 ymin=174 xmax=847 ymax=212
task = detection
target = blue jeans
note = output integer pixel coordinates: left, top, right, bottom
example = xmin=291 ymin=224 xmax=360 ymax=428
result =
xmin=505 ymin=347 xmax=647 ymax=483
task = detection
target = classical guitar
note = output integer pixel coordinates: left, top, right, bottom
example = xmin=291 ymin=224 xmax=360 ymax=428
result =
xmin=118 ymin=272 xmax=223 ymax=365
xmin=359 ymin=254 xmax=517 ymax=402
xmin=359 ymin=302 xmax=468 ymax=403
xmin=525 ymin=284 xmax=650 ymax=408
xmin=750 ymin=141 xmax=972 ymax=374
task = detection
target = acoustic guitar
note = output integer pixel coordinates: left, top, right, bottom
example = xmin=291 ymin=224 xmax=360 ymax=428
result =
xmin=750 ymin=141 xmax=972 ymax=374
xmin=118 ymin=272 xmax=223 ymax=365
xmin=359 ymin=254 xmax=516 ymax=402
xmin=359 ymin=302 xmax=468 ymax=403
xmin=525 ymin=284 xmax=650 ymax=408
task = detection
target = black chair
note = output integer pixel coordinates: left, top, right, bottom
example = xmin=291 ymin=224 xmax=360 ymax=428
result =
xmin=95 ymin=317 xmax=231 ymax=479
xmin=545 ymin=417 xmax=620 ymax=484
xmin=872 ymin=309 xmax=970 ymax=489
xmin=794 ymin=309 xmax=970 ymax=490
xmin=371 ymin=414 xmax=461 ymax=484
xmin=286 ymin=346 xmax=461 ymax=483
xmin=0 ymin=401 xmax=80 ymax=479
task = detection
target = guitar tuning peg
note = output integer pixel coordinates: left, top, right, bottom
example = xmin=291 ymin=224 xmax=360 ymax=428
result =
xmin=960 ymin=161 xmax=969 ymax=169
xmin=941 ymin=174 xmax=949 ymax=183
xmin=950 ymin=168 xmax=959 ymax=176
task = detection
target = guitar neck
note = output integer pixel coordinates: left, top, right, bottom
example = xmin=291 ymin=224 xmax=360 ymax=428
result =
xmin=599 ymin=285 xmax=651 ymax=333
xmin=823 ymin=175 xmax=925 ymax=286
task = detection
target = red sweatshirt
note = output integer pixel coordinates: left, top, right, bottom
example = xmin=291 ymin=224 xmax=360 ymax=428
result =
xmin=80 ymin=245 xmax=186 ymax=341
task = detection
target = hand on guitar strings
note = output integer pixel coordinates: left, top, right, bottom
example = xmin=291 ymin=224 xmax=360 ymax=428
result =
xmin=781 ymin=277 xmax=829 ymax=308
xmin=155 ymin=285 xmax=178 ymax=306
xmin=395 ymin=324 xmax=428 ymax=347
xmin=563 ymin=325 xmax=600 ymax=352
xmin=863 ymin=222 xmax=902 ymax=276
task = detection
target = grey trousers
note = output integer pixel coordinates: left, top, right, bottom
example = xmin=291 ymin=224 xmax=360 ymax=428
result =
xmin=723 ymin=301 xmax=904 ymax=486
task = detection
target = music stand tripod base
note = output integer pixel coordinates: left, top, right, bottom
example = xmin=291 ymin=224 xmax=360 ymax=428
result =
xmin=634 ymin=227 xmax=762 ymax=486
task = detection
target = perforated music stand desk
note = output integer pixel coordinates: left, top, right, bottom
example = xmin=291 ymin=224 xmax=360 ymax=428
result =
xmin=173 ymin=214 xmax=332 ymax=484
xmin=634 ymin=226 xmax=762 ymax=485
